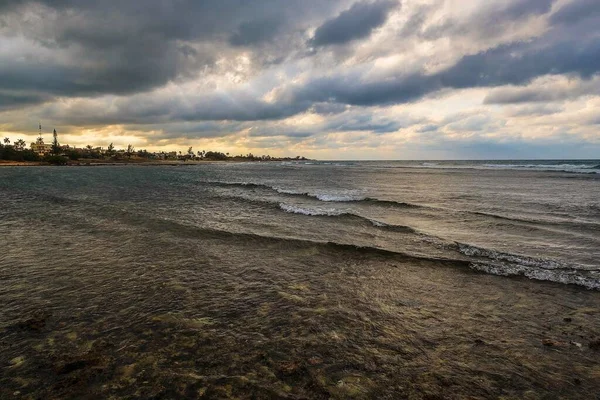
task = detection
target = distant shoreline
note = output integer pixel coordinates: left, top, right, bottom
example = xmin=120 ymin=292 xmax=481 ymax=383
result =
xmin=0 ymin=159 xmax=291 ymax=167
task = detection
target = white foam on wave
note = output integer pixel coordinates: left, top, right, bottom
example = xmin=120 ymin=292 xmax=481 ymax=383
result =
xmin=274 ymin=187 xmax=305 ymax=195
xmin=483 ymin=163 xmax=596 ymax=169
xmin=315 ymin=193 xmax=367 ymax=202
xmin=457 ymin=243 xmax=600 ymax=290
xmin=457 ymin=243 xmax=565 ymax=269
xmin=274 ymin=186 xmax=367 ymax=202
xmin=470 ymin=262 xmax=600 ymax=290
xmin=279 ymin=203 xmax=346 ymax=216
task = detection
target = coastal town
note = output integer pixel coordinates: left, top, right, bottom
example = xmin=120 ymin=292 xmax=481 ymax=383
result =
xmin=0 ymin=125 xmax=308 ymax=165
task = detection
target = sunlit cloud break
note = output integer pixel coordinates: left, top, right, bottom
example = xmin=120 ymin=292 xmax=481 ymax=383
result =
xmin=0 ymin=0 xmax=599 ymax=159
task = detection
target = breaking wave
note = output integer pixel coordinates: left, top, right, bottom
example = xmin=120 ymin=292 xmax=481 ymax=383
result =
xmin=278 ymin=203 xmax=417 ymax=233
xmin=278 ymin=203 xmax=347 ymax=216
xmin=26 ymin=190 xmax=600 ymax=291
xmin=455 ymin=242 xmax=600 ymax=290
xmin=203 ymin=180 xmax=422 ymax=208
xmin=414 ymin=162 xmax=600 ymax=174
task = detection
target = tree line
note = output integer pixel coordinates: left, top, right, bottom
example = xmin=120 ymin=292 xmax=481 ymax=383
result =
xmin=1 ymin=134 xmax=308 ymax=164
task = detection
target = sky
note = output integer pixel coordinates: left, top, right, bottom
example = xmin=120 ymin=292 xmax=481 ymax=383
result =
xmin=0 ymin=0 xmax=599 ymax=159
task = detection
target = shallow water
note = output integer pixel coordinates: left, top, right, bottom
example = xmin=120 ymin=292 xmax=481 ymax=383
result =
xmin=1 ymin=162 xmax=599 ymax=398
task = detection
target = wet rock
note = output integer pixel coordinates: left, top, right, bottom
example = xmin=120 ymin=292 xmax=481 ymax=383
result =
xmin=277 ymin=361 xmax=301 ymax=375
xmin=542 ymin=339 xmax=559 ymax=347
xmin=308 ymin=357 xmax=323 ymax=366
xmin=9 ymin=356 xmax=25 ymax=368
xmin=55 ymin=360 xmax=90 ymax=375
xmin=15 ymin=310 xmax=50 ymax=331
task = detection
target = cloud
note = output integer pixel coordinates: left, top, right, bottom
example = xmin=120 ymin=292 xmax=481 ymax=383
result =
xmin=550 ymin=0 xmax=600 ymax=25
xmin=229 ymin=19 xmax=283 ymax=47
xmin=0 ymin=0 xmax=346 ymax=106
xmin=0 ymin=91 xmax=48 ymax=111
xmin=311 ymin=0 xmax=397 ymax=47
xmin=503 ymin=104 xmax=564 ymax=117
xmin=421 ymin=0 xmax=556 ymax=40
xmin=483 ymin=76 xmax=600 ymax=104
xmin=278 ymin=29 xmax=600 ymax=109
xmin=417 ymin=124 xmax=438 ymax=133
xmin=2 ymin=0 xmax=600 ymax=158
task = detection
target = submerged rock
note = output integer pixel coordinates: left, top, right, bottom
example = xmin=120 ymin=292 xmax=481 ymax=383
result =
xmin=15 ymin=310 xmax=50 ymax=331
xmin=542 ymin=339 xmax=559 ymax=347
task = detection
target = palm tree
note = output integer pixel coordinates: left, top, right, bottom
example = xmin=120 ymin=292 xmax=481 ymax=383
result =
xmin=14 ymin=139 xmax=26 ymax=151
xmin=106 ymin=142 xmax=115 ymax=158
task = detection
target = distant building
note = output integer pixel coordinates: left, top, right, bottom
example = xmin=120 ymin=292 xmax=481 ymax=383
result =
xmin=30 ymin=139 xmax=52 ymax=155
xmin=31 ymin=123 xmax=52 ymax=155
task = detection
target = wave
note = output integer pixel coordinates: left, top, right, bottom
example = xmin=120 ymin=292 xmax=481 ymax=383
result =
xmin=413 ymin=162 xmax=600 ymax=174
xmin=31 ymin=190 xmax=600 ymax=290
xmin=314 ymin=193 xmax=366 ymax=202
xmin=202 ymin=180 xmax=423 ymax=208
xmin=204 ymin=193 xmax=419 ymax=233
xmin=457 ymin=242 xmax=566 ymax=269
xmin=278 ymin=203 xmax=417 ymax=233
xmin=118 ymin=210 xmax=600 ymax=290
xmin=469 ymin=262 xmax=600 ymax=290
xmin=455 ymin=242 xmax=600 ymax=290
xmin=278 ymin=203 xmax=347 ymax=216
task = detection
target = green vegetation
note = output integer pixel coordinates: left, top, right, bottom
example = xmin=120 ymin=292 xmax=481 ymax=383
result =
xmin=0 ymin=138 xmax=41 ymax=162
xmin=1 ymin=132 xmax=309 ymax=165
xmin=51 ymin=129 xmax=60 ymax=155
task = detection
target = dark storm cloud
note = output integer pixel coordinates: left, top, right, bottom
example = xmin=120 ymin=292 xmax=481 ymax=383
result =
xmin=324 ymin=115 xmax=402 ymax=133
xmin=550 ymin=0 xmax=600 ymax=25
xmin=310 ymin=0 xmax=397 ymax=47
xmin=40 ymin=18 xmax=600 ymax=127
xmin=0 ymin=40 xmax=181 ymax=96
xmin=247 ymin=128 xmax=314 ymax=139
xmin=310 ymin=103 xmax=349 ymax=115
xmin=229 ymin=19 xmax=283 ymax=47
xmin=3 ymin=0 xmax=600 ymax=158
xmin=0 ymin=92 xmax=48 ymax=111
xmin=286 ymin=71 xmax=438 ymax=107
xmin=284 ymin=29 xmax=600 ymax=108
xmin=439 ymin=35 xmax=600 ymax=87
xmin=483 ymin=79 xmax=600 ymax=104
xmin=0 ymin=0 xmax=347 ymax=108
xmin=40 ymin=89 xmax=315 ymax=126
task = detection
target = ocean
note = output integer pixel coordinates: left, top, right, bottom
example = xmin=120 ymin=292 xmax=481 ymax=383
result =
xmin=1 ymin=160 xmax=599 ymax=398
